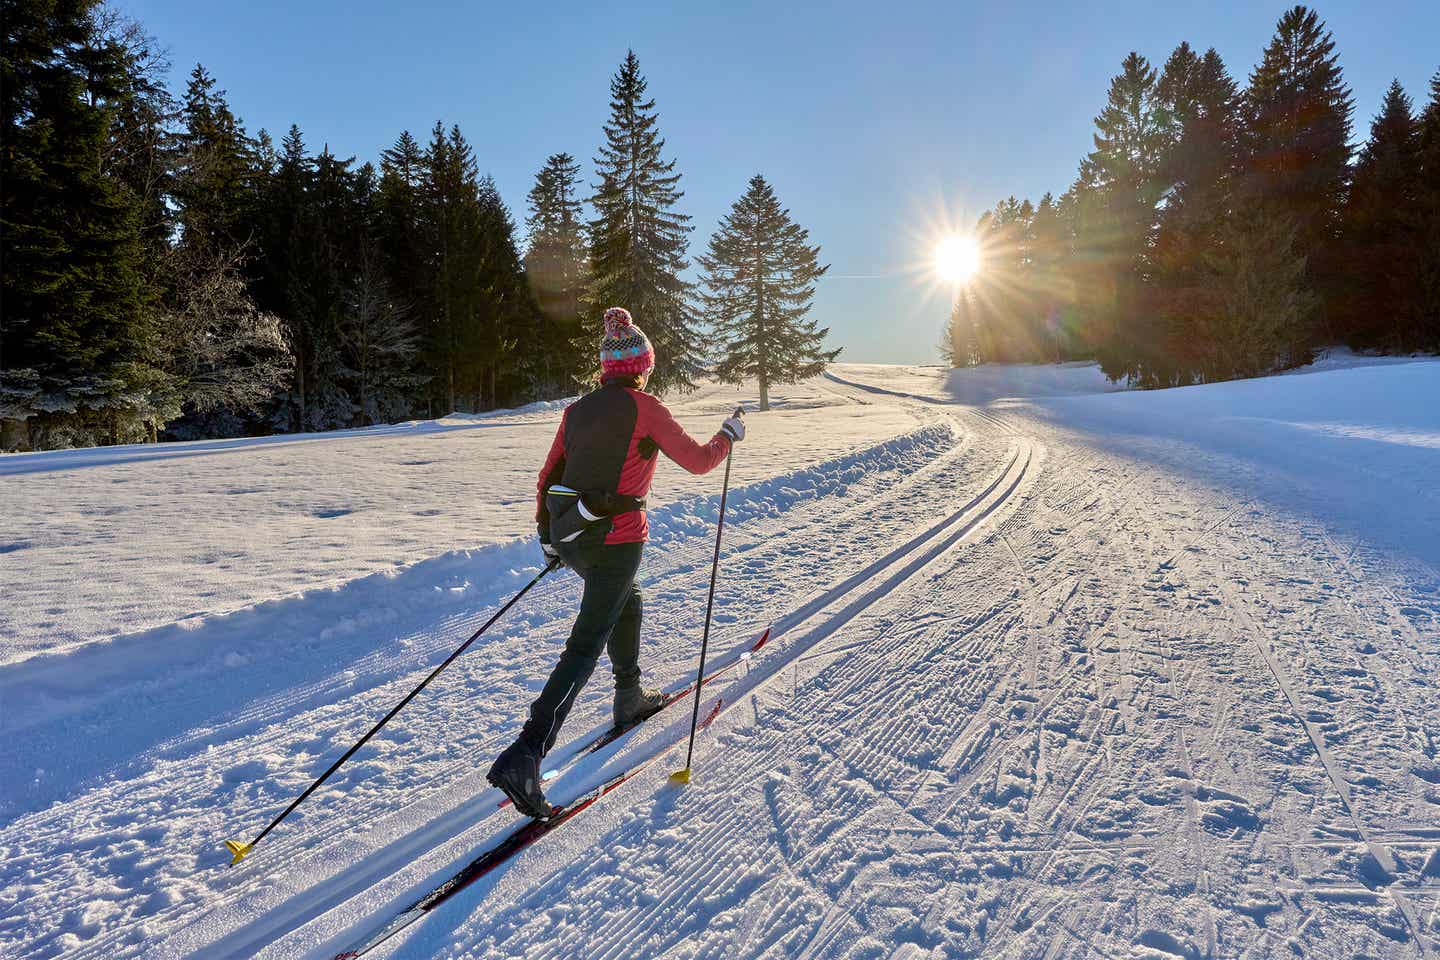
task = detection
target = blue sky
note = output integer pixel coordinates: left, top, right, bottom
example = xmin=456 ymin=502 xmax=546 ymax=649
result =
xmin=125 ymin=0 xmax=1439 ymax=363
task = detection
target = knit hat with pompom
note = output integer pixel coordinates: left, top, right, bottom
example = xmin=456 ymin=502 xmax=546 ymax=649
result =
xmin=599 ymin=307 xmax=655 ymax=378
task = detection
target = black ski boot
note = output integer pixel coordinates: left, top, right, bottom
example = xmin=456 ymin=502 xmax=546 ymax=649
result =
xmin=486 ymin=739 xmax=555 ymax=819
xmin=614 ymin=684 xmax=669 ymax=728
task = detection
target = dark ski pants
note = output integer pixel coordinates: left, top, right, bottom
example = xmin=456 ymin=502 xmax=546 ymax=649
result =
xmin=521 ymin=540 xmax=644 ymax=755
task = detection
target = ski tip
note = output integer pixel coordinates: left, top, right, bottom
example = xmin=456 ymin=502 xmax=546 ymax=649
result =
xmin=753 ymin=627 xmax=772 ymax=650
xmin=224 ymin=839 xmax=253 ymax=865
xmin=668 ymin=768 xmax=692 ymax=785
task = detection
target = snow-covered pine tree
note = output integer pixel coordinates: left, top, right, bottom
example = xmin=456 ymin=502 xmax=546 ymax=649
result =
xmin=525 ymin=153 xmax=589 ymax=390
xmin=699 ymin=175 xmax=838 ymax=411
xmin=588 ymin=51 xmax=702 ymax=395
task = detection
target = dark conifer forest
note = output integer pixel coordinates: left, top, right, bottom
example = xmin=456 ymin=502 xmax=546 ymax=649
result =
xmin=3 ymin=2 xmax=1435 ymax=450
xmin=2 ymin=4 xmax=838 ymax=450
xmin=943 ymin=7 xmax=1440 ymax=386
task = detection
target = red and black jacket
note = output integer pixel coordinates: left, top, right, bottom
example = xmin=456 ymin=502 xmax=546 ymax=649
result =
xmin=537 ymin=382 xmax=732 ymax=545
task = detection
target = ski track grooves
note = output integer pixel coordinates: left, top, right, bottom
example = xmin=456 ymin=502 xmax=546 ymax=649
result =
xmin=305 ymin=426 xmax=1035 ymax=960
xmin=50 ymin=420 xmax=960 ymax=960
xmin=105 ymin=414 xmax=1002 ymax=960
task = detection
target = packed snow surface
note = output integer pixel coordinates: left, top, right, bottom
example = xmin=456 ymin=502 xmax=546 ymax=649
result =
xmin=2 ymin=359 xmax=1438 ymax=959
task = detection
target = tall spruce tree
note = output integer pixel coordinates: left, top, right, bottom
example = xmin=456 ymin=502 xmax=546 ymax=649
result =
xmin=174 ymin=65 xmax=258 ymax=255
xmin=589 ymin=51 xmax=702 ymax=394
xmin=421 ymin=122 xmax=480 ymax=413
xmin=472 ymin=175 xmax=536 ymax=409
xmin=1 ymin=0 xmax=159 ymax=448
xmin=1416 ymin=70 xmax=1440 ymax=350
xmin=1342 ymin=81 xmax=1421 ymax=349
xmin=285 ymin=146 xmax=366 ymax=429
xmin=1028 ymin=193 xmax=1076 ymax=362
xmin=1072 ymin=52 xmax=1168 ymax=385
xmin=1152 ymin=46 xmax=1243 ymax=384
xmin=699 ymin=175 xmax=837 ymax=411
xmin=525 ymin=153 xmax=589 ymax=389
xmin=377 ymin=129 xmax=429 ymax=400
xmin=1243 ymin=5 xmax=1353 ymax=349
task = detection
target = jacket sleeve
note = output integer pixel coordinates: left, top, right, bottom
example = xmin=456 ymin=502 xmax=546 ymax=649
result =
xmin=642 ymin=395 xmax=731 ymax=475
xmin=536 ymin=412 xmax=567 ymax=530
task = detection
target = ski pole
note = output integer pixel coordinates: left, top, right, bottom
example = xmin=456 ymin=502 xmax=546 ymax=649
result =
xmin=224 ymin=557 xmax=562 ymax=864
xmin=670 ymin=407 xmax=742 ymax=785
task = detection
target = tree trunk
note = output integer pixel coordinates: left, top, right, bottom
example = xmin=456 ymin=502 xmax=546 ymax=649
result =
xmin=758 ymin=371 xmax=769 ymax=412
xmin=295 ymin=346 xmax=307 ymax=432
xmin=1 ymin=417 xmax=31 ymax=452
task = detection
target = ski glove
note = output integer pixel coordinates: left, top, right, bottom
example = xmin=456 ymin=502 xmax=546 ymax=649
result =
xmin=539 ymin=523 xmax=563 ymax=568
xmin=720 ymin=414 xmax=745 ymax=443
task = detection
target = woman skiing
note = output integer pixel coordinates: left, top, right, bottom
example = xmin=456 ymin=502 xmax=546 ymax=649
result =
xmin=487 ymin=307 xmax=745 ymax=818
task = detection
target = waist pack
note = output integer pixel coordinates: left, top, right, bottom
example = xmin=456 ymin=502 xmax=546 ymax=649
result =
xmin=547 ymin=486 xmax=647 ymax=543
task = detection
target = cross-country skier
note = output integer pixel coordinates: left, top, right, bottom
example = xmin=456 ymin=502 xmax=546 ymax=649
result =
xmin=487 ymin=307 xmax=746 ymax=818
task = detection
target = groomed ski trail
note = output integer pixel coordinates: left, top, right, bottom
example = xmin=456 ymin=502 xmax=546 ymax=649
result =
xmin=316 ymin=432 xmax=1036 ymax=959
xmin=34 ymin=415 xmax=963 ymax=960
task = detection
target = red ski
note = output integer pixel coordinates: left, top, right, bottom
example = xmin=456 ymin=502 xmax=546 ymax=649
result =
xmin=497 ymin=626 xmax=770 ymax=808
xmin=332 ymin=627 xmax=769 ymax=959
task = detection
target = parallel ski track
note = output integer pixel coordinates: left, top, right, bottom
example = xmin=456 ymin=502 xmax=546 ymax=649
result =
xmin=465 ymin=411 xmax=1166 ymax=959
xmin=311 ymin=429 xmax=1035 ymax=960
xmin=60 ymin=421 xmax=969 ymax=960
xmin=112 ymin=416 xmax=991 ymax=960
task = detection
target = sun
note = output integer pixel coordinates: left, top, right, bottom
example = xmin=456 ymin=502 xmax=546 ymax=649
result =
xmin=933 ymin=233 xmax=981 ymax=286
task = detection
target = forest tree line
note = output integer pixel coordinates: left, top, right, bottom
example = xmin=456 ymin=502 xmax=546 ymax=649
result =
xmin=1 ymin=3 xmax=836 ymax=450
xmin=944 ymin=5 xmax=1440 ymax=387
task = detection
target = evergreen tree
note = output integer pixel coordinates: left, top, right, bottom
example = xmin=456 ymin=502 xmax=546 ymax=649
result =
xmin=1188 ymin=207 xmax=1317 ymax=381
xmin=174 ymin=64 xmax=258 ymax=255
xmin=377 ymin=129 xmax=429 ymax=400
xmin=1 ymin=0 xmax=159 ymax=448
xmin=472 ymin=174 xmax=536 ymax=409
xmin=421 ymin=122 xmax=483 ymax=414
xmin=699 ymin=175 xmax=837 ymax=410
xmin=1341 ymin=80 xmax=1420 ymax=348
xmin=942 ymin=287 xmax=983 ymax=368
xmin=96 ymin=9 xmax=176 ymax=269
xmin=288 ymin=146 xmax=366 ymax=429
xmin=1416 ymin=69 xmax=1440 ymax=350
xmin=1152 ymin=47 xmax=1243 ymax=384
xmin=1072 ymin=52 xmax=1168 ymax=384
xmin=525 ymin=152 xmax=589 ymax=389
xmin=1028 ymin=193 xmax=1076 ymax=362
xmin=588 ymin=51 xmax=702 ymax=394
xmin=1243 ymin=5 xmax=1353 ymax=348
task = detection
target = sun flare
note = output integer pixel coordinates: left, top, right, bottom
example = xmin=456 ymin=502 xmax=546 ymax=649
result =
xmin=933 ymin=233 xmax=981 ymax=286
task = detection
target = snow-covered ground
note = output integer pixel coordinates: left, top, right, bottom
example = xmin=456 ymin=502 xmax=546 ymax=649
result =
xmin=2 ymin=359 xmax=1438 ymax=959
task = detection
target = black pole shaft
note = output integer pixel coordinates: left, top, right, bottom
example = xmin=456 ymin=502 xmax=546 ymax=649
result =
xmin=680 ymin=441 xmax=735 ymax=772
xmin=241 ymin=558 xmax=560 ymax=853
